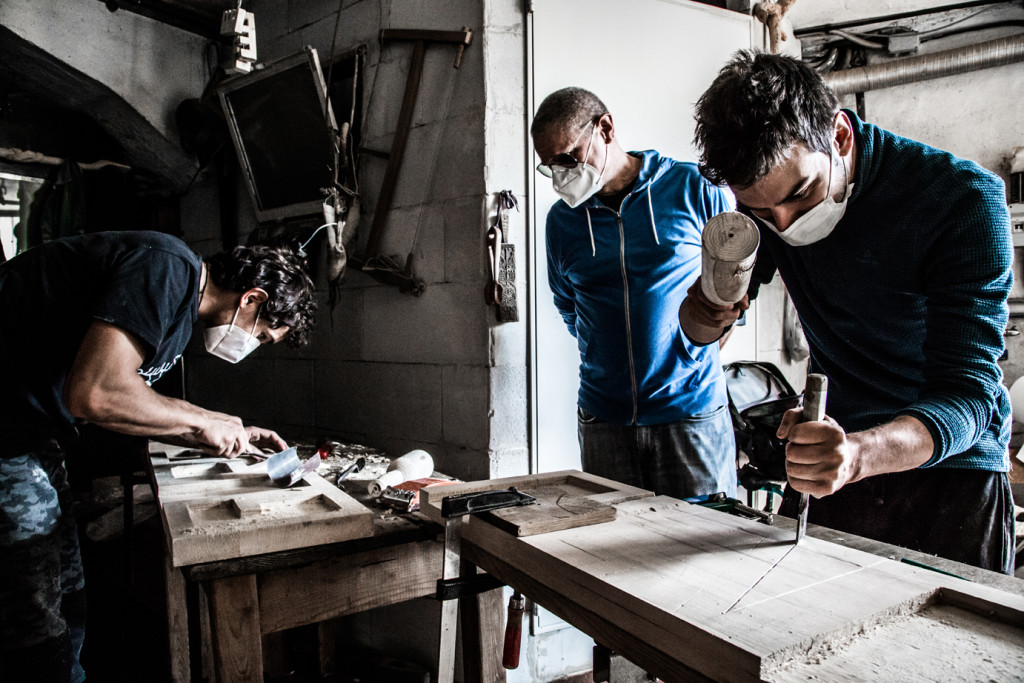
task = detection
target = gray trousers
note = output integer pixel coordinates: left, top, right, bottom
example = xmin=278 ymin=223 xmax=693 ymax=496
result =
xmin=578 ymin=404 xmax=737 ymax=501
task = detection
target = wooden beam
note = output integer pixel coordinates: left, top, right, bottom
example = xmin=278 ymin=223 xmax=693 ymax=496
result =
xmin=257 ymin=539 xmax=441 ymax=634
xmin=207 ymin=574 xmax=263 ymax=683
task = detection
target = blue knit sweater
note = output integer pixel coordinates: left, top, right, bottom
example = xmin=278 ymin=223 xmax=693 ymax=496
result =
xmin=749 ymin=111 xmax=1012 ymax=471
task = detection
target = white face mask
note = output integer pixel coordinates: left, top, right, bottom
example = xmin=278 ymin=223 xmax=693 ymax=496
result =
xmin=551 ymin=123 xmax=608 ymax=209
xmin=762 ymin=144 xmax=853 ymax=246
xmin=204 ymin=305 xmax=261 ymax=364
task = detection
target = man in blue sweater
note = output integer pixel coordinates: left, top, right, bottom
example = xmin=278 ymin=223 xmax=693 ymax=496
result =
xmin=533 ymin=87 xmax=737 ymax=501
xmin=680 ymin=51 xmax=1014 ymax=574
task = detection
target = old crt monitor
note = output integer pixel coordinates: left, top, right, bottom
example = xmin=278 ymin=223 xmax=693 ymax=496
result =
xmin=219 ymin=46 xmax=338 ymax=222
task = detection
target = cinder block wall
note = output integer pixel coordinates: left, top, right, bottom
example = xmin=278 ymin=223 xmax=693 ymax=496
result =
xmin=182 ymin=0 xmax=529 ymax=483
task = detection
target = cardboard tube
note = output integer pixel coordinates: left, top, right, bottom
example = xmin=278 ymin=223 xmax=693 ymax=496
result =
xmin=700 ymin=212 xmax=760 ymax=306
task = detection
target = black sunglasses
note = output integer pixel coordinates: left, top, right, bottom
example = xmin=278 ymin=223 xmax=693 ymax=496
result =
xmin=536 ymin=119 xmax=598 ymax=178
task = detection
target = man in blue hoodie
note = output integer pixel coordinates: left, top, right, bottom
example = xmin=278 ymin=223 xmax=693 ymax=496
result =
xmin=532 ymin=87 xmax=737 ymax=501
xmin=681 ymin=51 xmax=1014 ymax=574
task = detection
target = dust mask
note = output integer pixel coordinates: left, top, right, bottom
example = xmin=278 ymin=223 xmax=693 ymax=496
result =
xmin=762 ymin=144 xmax=853 ymax=247
xmin=551 ymin=123 xmax=608 ymax=209
xmin=204 ymin=305 xmax=261 ymax=364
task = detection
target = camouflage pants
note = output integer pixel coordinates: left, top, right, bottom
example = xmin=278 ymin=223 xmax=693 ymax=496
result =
xmin=0 ymin=450 xmax=86 ymax=682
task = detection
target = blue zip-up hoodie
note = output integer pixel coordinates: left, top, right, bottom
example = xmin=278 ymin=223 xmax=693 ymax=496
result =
xmin=546 ymin=150 xmax=734 ymax=426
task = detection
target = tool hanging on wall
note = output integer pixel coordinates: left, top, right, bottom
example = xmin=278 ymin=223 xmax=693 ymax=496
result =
xmin=351 ymin=28 xmax=473 ymax=295
xmin=220 ymin=2 xmax=257 ymax=74
xmin=486 ymin=189 xmax=520 ymax=322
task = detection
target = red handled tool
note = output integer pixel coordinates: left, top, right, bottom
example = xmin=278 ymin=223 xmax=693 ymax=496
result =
xmin=502 ymin=592 xmax=525 ymax=669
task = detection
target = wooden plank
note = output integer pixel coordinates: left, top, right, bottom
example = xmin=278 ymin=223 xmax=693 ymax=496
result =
xmin=770 ymin=592 xmax=1024 ymax=681
xmin=207 ymin=574 xmax=262 ymax=683
xmin=459 ymin=562 xmax=508 ymax=683
xmin=163 ymin=552 xmax=190 ymax=683
xmin=151 ymin=458 xmax=273 ymax=501
xmin=163 ymin=473 xmax=373 ymax=566
xmin=461 ymin=493 xmax=1024 ymax=682
xmin=419 ymin=470 xmax=653 ymax=526
xmin=484 ymin=486 xmax=616 ymax=537
xmin=256 ymin=539 xmax=442 ymax=633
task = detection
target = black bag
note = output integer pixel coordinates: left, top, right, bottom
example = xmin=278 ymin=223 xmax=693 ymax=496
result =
xmin=723 ymin=361 xmax=801 ymax=485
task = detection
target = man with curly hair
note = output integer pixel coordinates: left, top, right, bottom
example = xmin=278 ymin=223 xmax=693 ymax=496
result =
xmin=0 ymin=230 xmax=317 ymax=682
xmin=680 ymin=51 xmax=1014 ymax=575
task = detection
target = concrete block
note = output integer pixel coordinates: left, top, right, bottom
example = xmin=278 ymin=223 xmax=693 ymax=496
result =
xmin=484 ymin=111 xmax=528 ymax=192
xmin=481 ymin=27 xmax=524 ymax=118
xmin=387 ymin=1 xmax=482 ymax=34
xmin=313 ymin=360 xmax=444 ymax=444
xmin=361 ymin=282 xmax=490 ymax=364
xmin=430 ymin=111 xmax=487 ymax=201
xmin=439 ymin=445 xmax=492 ymax=482
xmin=483 ymin=0 xmax=526 ymax=28
xmin=407 ymin=202 xmax=446 ymax=284
xmin=488 ymin=364 xmax=528 ymax=448
xmin=302 ymin=286 xmax=365 ymax=360
xmin=362 ymin=114 xmax=485 ymax=212
xmin=489 ymin=447 xmax=529 ymax=479
xmin=185 ymin=355 xmax=278 ymax=421
xmin=284 ymin=0 xmax=330 ymax=34
xmin=441 ymin=365 xmax=490 ymax=448
xmin=444 ymin=196 xmax=490 ymax=283
xmin=361 ymin=55 xmax=406 ymax=141
xmin=491 ymin=315 xmax=528 ymax=368
xmin=409 ymin=42 xmax=486 ymax=126
xmin=267 ymin=358 xmax=317 ymax=428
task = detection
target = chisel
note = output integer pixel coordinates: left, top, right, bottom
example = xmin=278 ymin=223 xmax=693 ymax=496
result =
xmin=795 ymin=373 xmax=828 ymax=543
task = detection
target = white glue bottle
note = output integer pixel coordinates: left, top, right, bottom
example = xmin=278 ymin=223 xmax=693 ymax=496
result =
xmin=367 ymin=449 xmax=434 ymax=497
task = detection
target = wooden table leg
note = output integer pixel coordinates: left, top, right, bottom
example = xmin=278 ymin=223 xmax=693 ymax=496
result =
xmin=207 ymin=574 xmax=263 ymax=683
xmin=163 ymin=554 xmax=190 ymax=683
xmin=460 ymin=562 xmax=507 ymax=683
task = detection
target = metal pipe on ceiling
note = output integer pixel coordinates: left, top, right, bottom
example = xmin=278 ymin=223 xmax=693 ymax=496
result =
xmin=825 ymin=32 xmax=1024 ymax=95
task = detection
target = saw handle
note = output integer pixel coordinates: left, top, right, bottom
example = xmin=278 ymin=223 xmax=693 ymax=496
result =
xmin=502 ymin=592 xmax=525 ymax=669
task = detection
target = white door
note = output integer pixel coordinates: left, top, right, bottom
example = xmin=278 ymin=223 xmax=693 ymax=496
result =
xmin=529 ymin=0 xmax=754 ymax=474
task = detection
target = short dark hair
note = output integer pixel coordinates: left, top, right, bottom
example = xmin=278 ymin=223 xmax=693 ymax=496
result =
xmin=206 ymin=245 xmax=317 ymax=347
xmin=694 ymin=50 xmax=840 ymax=188
xmin=531 ymin=87 xmax=609 ymax=139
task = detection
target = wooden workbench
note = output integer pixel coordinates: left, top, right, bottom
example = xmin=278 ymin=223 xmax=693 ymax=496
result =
xmin=422 ymin=473 xmax=1024 ymax=683
xmin=147 ymin=445 xmax=505 ymax=683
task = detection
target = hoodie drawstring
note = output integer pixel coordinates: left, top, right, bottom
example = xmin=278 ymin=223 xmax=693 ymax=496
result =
xmin=586 ymin=208 xmax=596 ymax=257
xmin=584 ymin=182 xmax=658 ymax=257
xmin=646 ymin=186 xmax=660 ymax=245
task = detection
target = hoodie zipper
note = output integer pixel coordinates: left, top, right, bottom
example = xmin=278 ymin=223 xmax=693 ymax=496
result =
xmin=615 ymin=210 xmax=639 ymax=425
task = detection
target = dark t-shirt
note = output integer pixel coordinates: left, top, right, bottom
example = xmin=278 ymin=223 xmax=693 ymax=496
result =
xmin=596 ymin=178 xmax=636 ymax=213
xmin=0 ymin=231 xmax=202 ymax=457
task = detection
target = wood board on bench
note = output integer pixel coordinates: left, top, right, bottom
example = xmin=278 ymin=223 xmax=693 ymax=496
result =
xmin=457 ymin=486 xmax=1024 ymax=682
xmin=419 ymin=470 xmax=653 ymax=536
xmin=150 ymin=452 xmax=373 ymax=567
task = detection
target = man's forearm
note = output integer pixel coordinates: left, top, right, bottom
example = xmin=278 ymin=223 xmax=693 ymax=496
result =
xmin=74 ymin=381 xmax=221 ymax=438
xmin=848 ymin=415 xmax=934 ymax=483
